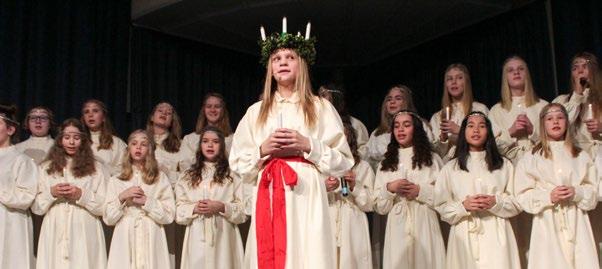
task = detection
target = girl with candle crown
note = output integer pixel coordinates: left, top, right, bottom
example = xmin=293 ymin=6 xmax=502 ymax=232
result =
xmin=229 ymin=18 xmax=353 ymax=269
xmin=514 ymin=103 xmax=599 ymax=269
xmin=430 ymin=63 xmax=489 ymax=163
xmin=434 ymin=111 xmax=521 ymax=269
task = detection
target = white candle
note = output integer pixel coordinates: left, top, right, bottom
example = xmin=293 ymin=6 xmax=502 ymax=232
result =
xmin=475 ymin=178 xmax=483 ymax=194
xmin=445 ymin=106 xmax=450 ymax=121
xmin=278 ymin=113 xmax=283 ymax=128
xmin=305 ymin=22 xmax=311 ymax=40
xmin=282 ymin=17 xmax=287 ymax=33
xmin=587 ymin=103 xmax=594 ymax=120
xmin=297 ymin=31 xmax=301 ymax=37
xmin=260 ymin=26 xmax=266 ymax=41
xmin=398 ymin=163 xmax=407 ymax=179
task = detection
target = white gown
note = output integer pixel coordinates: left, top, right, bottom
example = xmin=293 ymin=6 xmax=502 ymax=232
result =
xmin=488 ymin=96 xmax=548 ymax=163
xmin=514 ymin=141 xmax=599 ymax=269
xmin=104 ymin=170 xmax=175 ymax=269
xmin=229 ymin=91 xmax=354 ymax=269
xmin=327 ymin=160 xmax=374 ymax=269
xmin=434 ymin=151 xmax=521 ymax=269
xmin=0 ymin=146 xmax=37 ymax=268
xmin=32 ymin=160 xmax=108 ymax=269
xmin=350 ymin=116 xmax=370 ymax=161
xmin=15 ymin=135 xmax=54 ymax=164
xmin=89 ymin=131 xmax=127 ymax=176
xmin=175 ymin=162 xmax=247 ymax=269
xmin=374 ymin=148 xmax=446 ymax=269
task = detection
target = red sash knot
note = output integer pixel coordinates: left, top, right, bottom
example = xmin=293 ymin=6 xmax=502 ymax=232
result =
xmin=256 ymin=157 xmax=310 ymax=269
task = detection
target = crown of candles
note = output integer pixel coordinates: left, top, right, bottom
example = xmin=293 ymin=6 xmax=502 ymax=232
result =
xmin=258 ymin=17 xmax=316 ymax=66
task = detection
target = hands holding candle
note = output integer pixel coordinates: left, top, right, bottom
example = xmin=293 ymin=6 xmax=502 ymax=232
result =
xmin=440 ymin=106 xmax=460 ymax=142
xmin=194 ymin=199 xmax=225 ymax=216
xmin=51 ymin=183 xmax=83 ymax=201
xmin=509 ymin=109 xmax=534 ymax=138
xmin=118 ymin=186 xmax=146 ymax=206
xmin=260 ymin=128 xmax=311 ymax=158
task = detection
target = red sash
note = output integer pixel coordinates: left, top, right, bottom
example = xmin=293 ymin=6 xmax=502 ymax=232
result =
xmin=256 ymin=156 xmax=310 ymax=269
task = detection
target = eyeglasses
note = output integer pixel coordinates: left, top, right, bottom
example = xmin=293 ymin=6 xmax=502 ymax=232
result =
xmin=29 ymin=116 xmax=50 ymax=122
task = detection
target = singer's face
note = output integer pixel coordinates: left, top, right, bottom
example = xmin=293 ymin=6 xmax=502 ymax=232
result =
xmin=201 ymin=131 xmax=221 ymax=162
xmin=151 ymin=102 xmax=174 ymax=129
xmin=82 ymin=102 xmax=105 ymax=132
xmin=543 ymin=107 xmax=566 ymax=141
xmin=393 ymin=114 xmax=413 ymax=148
xmin=571 ymin=58 xmax=590 ymax=83
xmin=204 ymin=96 xmax=223 ymax=124
xmin=445 ymin=68 xmax=465 ymax=99
xmin=385 ymin=88 xmax=406 ymax=115
xmin=128 ymin=133 xmax=150 ymax=163
xmin=505 ymin=59 xmax=527 ymax=91
xmin=61 ymin=125 xmax=82 ymax=156
xmin=465 ymin=116 xmax=487 ymax=151
xmin=271 ymin=49 xmax=299 ymax=86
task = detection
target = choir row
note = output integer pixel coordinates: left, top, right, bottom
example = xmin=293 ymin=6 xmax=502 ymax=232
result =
xmin=1 ymin=51 xmax=602 ymax=269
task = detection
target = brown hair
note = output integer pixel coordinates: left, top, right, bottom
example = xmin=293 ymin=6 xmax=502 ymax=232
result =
xmin=532 ymin=103 xmax=580 ymax=159
xmin=375 ymin=85 xmax=416 ymax=136
xmin=146 ymin=102 xmax=182 ymax=153
xmin=499 ymin=56 xmax=540 ymax=110
xmin=185 ymin=126 xmax=232 ymax=187
xmin=81 ymin=99 xmax=117 ymax=150
xmin=45 ymin=118 xmax=96 ymax=178
xmin=257 ymin=49 xmax=319 ymax=129
xmin=0 ymin=103 xmax=19 ymax=145
xmin=440 ymin=63 xmax=474 ymax=120
xmin=118 ymin=130 xmax=160 ymax=185
xmin=194 ymin=92 xmax=232 ymax=136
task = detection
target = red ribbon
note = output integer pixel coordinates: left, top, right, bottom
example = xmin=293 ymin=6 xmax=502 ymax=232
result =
xmin=256 ymin=157 xmax=309 ymax=269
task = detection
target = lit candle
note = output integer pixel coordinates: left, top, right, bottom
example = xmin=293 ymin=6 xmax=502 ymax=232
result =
xmin=305 ymin=22 xmax=311 ymax=40
xmin=260 ymin=26 xmax=266 ymax=41
xmin=297 ymin=31 xmax=301 ymax=37
xmin=587 ymin=103 xmax=594 ymax=120
xmin=475 ymin=178 xmax=483 ymax=194
xmin=282 ymin=17 xmax=287 ymax=33
xmin=445 ymin=106 xmax=451 ymax=137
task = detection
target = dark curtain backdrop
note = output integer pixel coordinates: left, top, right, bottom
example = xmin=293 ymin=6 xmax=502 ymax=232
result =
xmin=0 ymin=0 xmax=130 ymax=137
xmin=129 ymin=27 xmax=264 ymax=135
xmin=551 ymin=0 xmax=602 ymax=93
xmin=2 ymin=0 xmax=602 ymax=140
xmin=337 ymin=0 xmax=555 ymax=132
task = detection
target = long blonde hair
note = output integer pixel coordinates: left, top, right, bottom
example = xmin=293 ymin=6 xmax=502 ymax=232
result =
xmin=194 ymin=92 xmax=232 ymax=136
xmin=532 ymin=103 xmax=580 ymax=159
xmin=257 ymin=49 xmax=318 ymax=129
xmin=500 ymin=56 xmax=540 ymax=110
xmin=118 ymin=130 xmax=160 ymax=185
xmin=440 ymin=63 xmax=474 ymax=120
xmin=375 ymin=85 xmax=416 ymax=136
xmin=146 ymin=102 xmax=182 ymax=153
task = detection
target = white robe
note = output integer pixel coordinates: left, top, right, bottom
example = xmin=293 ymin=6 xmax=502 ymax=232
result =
xmin=374 ymin=148 xmax=446 ymax=269
xmin=553 ymin=92 xmax=588 ymax=125
xmin=429 ymin=102 xmax=489 ymax=163
xmin=229 ymin=91 xmax=354 ymax=269
xmin=90 ymin=131 xmax=127 ymax=176
xmin=32 ymin=160 xmax=107 ymax=269
xmin=153 ymin=133 xmax=186 ymax=186
xmin=434 ymin=151 xmax=521 ymax=269
xmin=0 ymin=146 xmax=37 ymax=268
xmin=175 ymin=162 xmax=247 ymax=269
xmin=104 ymin=170 xmax=175 ymax=269
xmin=514 ymin=141 xmax=599 ymax=269
xmin=489 ymin=96 xmax=548 ymax=163
xmin=350 ymin=116 xmax=370 ymax=161
xmin=327 ymin=160 xmax=374 ymax=269
xmin=15 ymin=135 xmax=54 ymax=164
